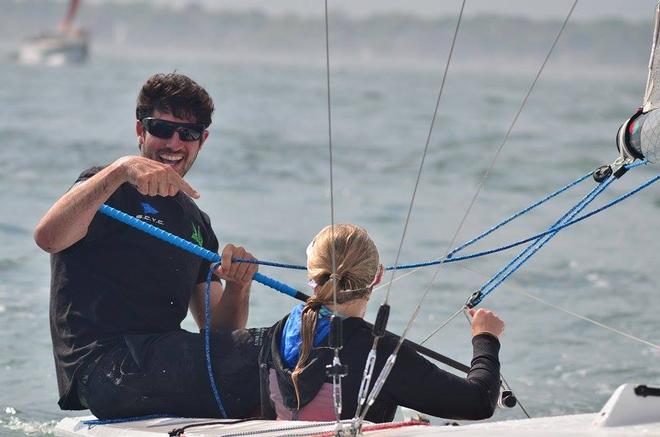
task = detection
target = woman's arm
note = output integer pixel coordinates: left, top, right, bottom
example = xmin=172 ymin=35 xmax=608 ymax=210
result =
xmin=383 ymin=309 xmax=504 ymax=420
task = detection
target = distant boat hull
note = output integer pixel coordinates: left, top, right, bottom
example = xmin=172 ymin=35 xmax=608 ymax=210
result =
xmin=17 ymin=33 xmax=88 ymax=66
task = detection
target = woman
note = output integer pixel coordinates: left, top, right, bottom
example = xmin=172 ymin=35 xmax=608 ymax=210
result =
xmin=259 ymin=224 xmax=504 ymax=423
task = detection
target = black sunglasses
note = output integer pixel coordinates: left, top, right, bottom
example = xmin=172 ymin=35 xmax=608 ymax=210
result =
xmin=141 ymin=117 xmax=205 ymax=142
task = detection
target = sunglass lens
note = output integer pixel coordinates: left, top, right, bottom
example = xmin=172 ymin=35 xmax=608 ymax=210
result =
xmin=177 ymin=127 xmax=202 ymax=141
xmin=147 ymin=120 xmax=177 ymax=139
xmin=143 ymin=119 xmax=203 ymax=141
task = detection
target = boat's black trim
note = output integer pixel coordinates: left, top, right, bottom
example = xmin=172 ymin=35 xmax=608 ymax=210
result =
xmin=634 ymin=385 xmax=660 ymax=398
xmin=169 ymin=417 xmax=264 ymax=436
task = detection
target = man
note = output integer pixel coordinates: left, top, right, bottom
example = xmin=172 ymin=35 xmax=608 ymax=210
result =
xmin=35 ymin=73 xmax=262 ymax=419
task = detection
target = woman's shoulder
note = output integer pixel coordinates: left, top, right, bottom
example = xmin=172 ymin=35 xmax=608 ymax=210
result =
xmin=341 ymin=317 xmax=373 ymax=340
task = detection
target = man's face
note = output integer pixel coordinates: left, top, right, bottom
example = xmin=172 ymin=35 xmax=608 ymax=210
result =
xmin=136 ymin=110 xmax=208 ymax=177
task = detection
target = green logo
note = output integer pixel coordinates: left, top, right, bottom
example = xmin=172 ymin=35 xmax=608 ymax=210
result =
xmin=191 ymin=223 xmax=203 ymax=246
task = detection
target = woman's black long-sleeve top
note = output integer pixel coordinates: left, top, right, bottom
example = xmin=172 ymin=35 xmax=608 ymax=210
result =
xmin=259 ymin=315 xmax=501 ymax=423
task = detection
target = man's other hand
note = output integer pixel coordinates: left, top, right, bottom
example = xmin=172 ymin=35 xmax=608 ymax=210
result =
xmin=215 ymin=244 xmax=258 ymax=288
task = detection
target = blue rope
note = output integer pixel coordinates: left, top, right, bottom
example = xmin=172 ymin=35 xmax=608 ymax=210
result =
xmin=384 ymin=166 xmax=657 ymax=270
xmin=447 ymin=173 xmax=660 ymax=263
xmin=471 ymin=175 xmax=616 ymax=307
xmin=468 ymin=160 xmax=650 ymax=298
xmin=197 ymin=166 xmax=654 ymax=273
xmin=98 ymin=205 xmax=304 ymax=299
xmin=100 ymin=166 xmax=657 ymax=282
xmin=93 ymin=163 xmax=655 ymax=422
xmin=82 ymin=413 xmax=174 ymax=427
xmin=447 ymin=170 xmax=593 ymax=258
xmin=229 ymin=258 xmax=307 ymax=270
xmin=204 ymin=262 xmax=228 ymax=418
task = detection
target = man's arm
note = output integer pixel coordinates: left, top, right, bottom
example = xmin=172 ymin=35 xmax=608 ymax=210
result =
xmin=189 ymin=244 xmax=257 ymax=331
xmin=190 ymin=280 xmax=251 ymax=331
xmin=34 ymin=156 xmax=199 ymax=253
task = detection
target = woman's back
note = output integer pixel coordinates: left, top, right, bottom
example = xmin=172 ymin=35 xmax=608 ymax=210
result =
xmin=259 ymin=307 xmax=501 ymax=423
xmin=258 ymin=224 xmax=503 ymax=423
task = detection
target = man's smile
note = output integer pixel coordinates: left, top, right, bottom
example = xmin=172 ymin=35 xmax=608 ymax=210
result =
xmin=159 ymin=151 xmax=185 ymax=165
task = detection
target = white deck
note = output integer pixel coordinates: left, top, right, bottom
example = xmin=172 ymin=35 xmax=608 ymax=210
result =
xmin=54 ymin=384 xmax=660 ymax=437
xmin=54 ymin=413 xmax=660 ymax=437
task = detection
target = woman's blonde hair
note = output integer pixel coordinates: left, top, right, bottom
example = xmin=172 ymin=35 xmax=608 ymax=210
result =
xmin=291 ymin=224 xmax=380 ymax=409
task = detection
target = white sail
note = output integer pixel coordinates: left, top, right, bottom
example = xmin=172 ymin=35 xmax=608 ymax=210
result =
xmin=642 ymin=2 xmax=660 ymax=111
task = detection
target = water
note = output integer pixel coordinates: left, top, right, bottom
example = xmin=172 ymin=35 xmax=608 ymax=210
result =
xmin=0 ymin=50 xmax=659 ymax=435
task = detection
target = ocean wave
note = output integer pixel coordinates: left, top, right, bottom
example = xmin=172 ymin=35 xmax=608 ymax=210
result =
xmin=1 ymin=407 xmax=57 ymax=436
xmin=0 ymin=222 xmax=29 ymax=236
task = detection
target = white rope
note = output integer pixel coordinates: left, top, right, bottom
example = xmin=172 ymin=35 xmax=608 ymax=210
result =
xmin=374 ymin=262 xmax=660 ymax=353
xmin=459 ymin=265 xmax=660 ymax=352
xmin=512 ymin=287 xmax=660 ymax=351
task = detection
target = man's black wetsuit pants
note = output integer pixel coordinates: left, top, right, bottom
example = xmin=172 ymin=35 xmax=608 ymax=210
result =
xmin=76 ymin=328 xmax=267 ymax=419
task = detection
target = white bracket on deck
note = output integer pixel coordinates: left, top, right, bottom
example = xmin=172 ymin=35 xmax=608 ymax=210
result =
xmin=593 ymin=383 xmax=660 ymax=427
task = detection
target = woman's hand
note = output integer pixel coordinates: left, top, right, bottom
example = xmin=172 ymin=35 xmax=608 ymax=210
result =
xmin=469 ymin=308 xmax=505 ymax=338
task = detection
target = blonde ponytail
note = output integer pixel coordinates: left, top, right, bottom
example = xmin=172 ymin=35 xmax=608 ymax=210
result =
xmin=290 ymin=224 xmax=380 ymax=409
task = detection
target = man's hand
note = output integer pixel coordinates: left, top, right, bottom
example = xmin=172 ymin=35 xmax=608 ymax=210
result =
xmin=34 ymin=154 xmax=200 ymax=253
xmin=116 ymin=156 xmax=200 ymax=199
xmin=469 ymin=308 xmax=505 ymax=338
xmin=201 ymin=244 xmax=256 ymax=330
xmin=214 ymin=244 xmax=258 ymax=288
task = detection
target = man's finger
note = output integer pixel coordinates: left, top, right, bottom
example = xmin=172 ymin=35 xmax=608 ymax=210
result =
xmin=233 ymin=253 xmax=250 ymax=281
xmin=242 ymin=263 xmax=257 ymax=283
xmin=171 ymin=174 xmax=200 ymax=199
xmin=220 ymin=244 xmax=235 ymax=275
xmin=144 ymin=180 xmax=155 ymax=196
xmin=157 ymin=179 xmax=169 ymax=197
xmin=136 ymin=180 xmax=149 ymax=196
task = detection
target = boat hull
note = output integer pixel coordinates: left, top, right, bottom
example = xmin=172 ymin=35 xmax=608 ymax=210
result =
xmin=17 ymin=33 xmax=88 ymax=66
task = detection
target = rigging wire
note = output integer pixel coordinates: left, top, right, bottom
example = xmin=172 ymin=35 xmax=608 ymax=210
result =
xmin=394 ymin=0 xmax=580 ymax=347
xmin=322 ymin=0 xmax=347 ymax=429
xmin=421 ymin=172 xmax=614 ymax=345
xmin=382 ymin=0 xmax=467 ymax=304
xmin=359 ymin=0 xmax=580 ymax=421
xmin=459 ymin=265 xmax=660 ymax=352
xmin=449 ymin=0 xmax=580 ymax=252
xmin=356 ymin=0 xmax=468 ymax=425
xmin=324 ymin=0 xmax=337 ymax=310
xmin=221 ymin=162 xmax=657 ymax=274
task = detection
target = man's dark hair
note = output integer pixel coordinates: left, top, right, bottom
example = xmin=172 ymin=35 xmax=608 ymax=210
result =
xmin=136 ymin=73 xmax=214 ymax=128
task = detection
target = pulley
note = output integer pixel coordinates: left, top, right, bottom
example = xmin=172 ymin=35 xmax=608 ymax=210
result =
xmin=594 ymin=108 xmax=659 ymax=182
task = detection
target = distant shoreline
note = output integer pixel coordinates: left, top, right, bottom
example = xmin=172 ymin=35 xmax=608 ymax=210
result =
xmin=3 ymin=1 xmax=653 ymax=68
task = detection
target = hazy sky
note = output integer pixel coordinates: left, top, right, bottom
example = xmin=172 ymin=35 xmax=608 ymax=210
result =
xmin=68 ymin=0 xmax=658 ymax=21
xmin=143 ymin=0 xmax=659 ymax=22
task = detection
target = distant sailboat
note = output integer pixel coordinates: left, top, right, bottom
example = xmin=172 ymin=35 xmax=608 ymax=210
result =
xmin=17 ymin=0 xmax=88 ymax=66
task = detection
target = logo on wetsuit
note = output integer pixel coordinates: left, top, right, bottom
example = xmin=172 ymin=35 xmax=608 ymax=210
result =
xmin=136 ymin=202 xmax=164 ymax=226
xmin=191 ymin=223 xmax=203 ymax=246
